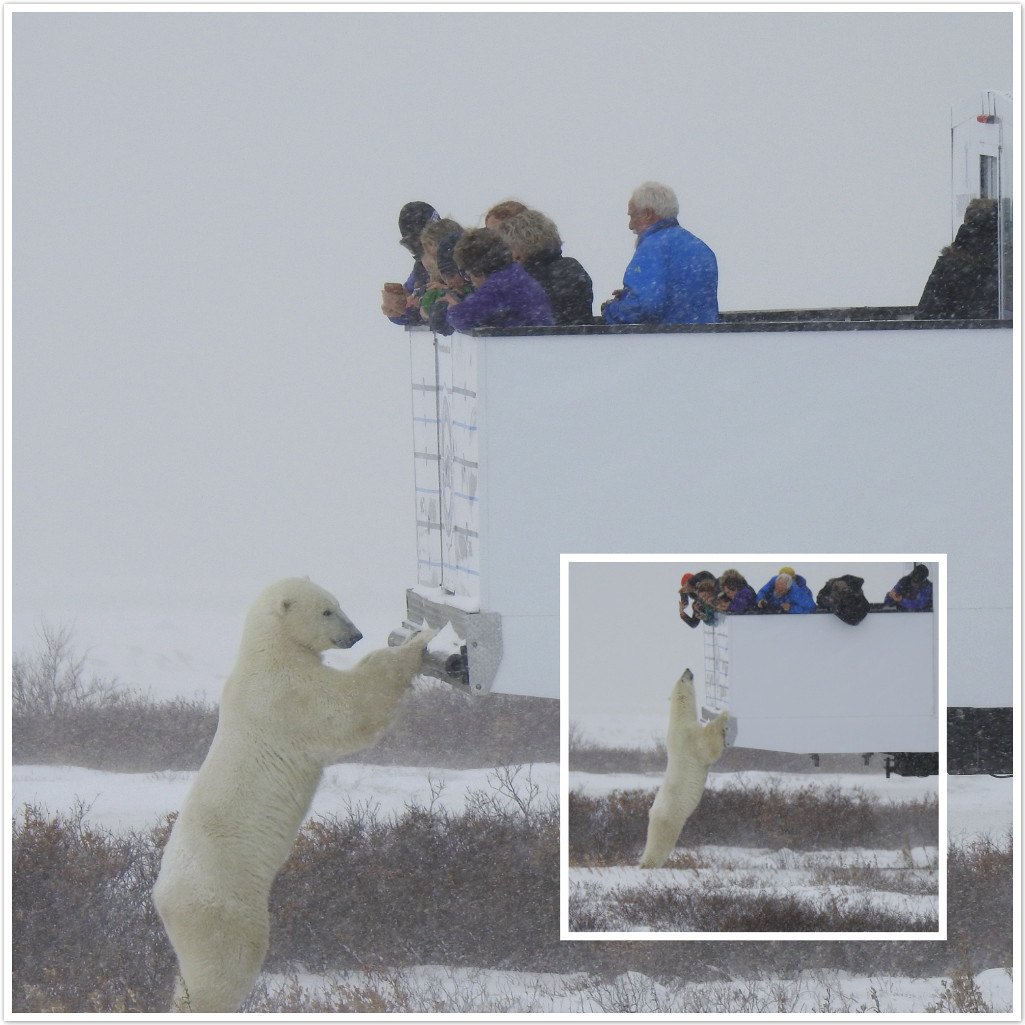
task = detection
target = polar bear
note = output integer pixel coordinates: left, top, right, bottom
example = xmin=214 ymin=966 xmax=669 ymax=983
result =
xmin=638 ymin=668 xmax=729 ymax=869
xmin=151 ymin=577 xmax=436 ymax=1013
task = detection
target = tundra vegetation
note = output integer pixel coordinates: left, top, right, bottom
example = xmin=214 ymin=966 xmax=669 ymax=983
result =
xmin=10 ymin=626 xmax=1013 ymax=1013
xmin=567 ymin=784 xmax=941 ymax=933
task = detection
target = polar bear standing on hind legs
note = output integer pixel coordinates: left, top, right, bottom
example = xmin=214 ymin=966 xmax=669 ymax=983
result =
xmin=152 ymin=577 xmax=436 ymax=1013
xmin=638 ymin=668 xmax=730 ymax=869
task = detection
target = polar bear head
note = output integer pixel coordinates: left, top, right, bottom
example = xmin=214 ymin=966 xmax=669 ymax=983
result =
xmin=244 ymin=577 xmax=363 ymax=654
xmin=669 ymin=667 xmax=698 ymax=723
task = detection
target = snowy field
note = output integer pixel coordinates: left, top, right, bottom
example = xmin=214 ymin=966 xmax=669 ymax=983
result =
xmin=254 ymin=963 xmax=1013 ymax=1016
xmin=567 ymin=845 xmax=939 ymax=938
xmin=10 ymin=761 xmax=560 ymax=836
xmin=10 ymin=759 xmax=1015 ymax=1015
xmin=16 ymin=761 xmax=1010 ymax=843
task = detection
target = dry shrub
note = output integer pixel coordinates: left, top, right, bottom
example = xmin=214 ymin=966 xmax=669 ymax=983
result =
xmin=567 ymin=788 xmax=655 ymax=866
xmin=10 ymin=805 xmax=176 ymax=1013
xmin=13 ymin=660 xmax=557 ymax=772
xmin=690 ymin=781 xmax=937 ymax=850
xmin=567 ymin=782 xmax=939 ymax=866
xmin=926 ymin=943 xmax=994 ymax=1013
xmin=10 ymin=800 xmax=1012 ymax=1015
xmin=343 ymin=686 xmax=559 ymax=768
xmin=245 ymin=972 xmax=406 ymax=1013
xmin=946 ymin=834 xmax=1013 ymax=968
xmin=267 ymin=771 xmax=559 ymax=974
xmin=577 ymin=885 xmax=937 ymax=933
xmin=810 ymin=859 xmax=937 ymax=895
xmin=567 ymin=732 xmax=666 ymax=775
xmin=14 ymin=694 xmax=218 ymax=771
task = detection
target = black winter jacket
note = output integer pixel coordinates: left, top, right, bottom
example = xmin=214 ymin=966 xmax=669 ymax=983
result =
xmin=522 ymin=247 xmax=594 ymax=326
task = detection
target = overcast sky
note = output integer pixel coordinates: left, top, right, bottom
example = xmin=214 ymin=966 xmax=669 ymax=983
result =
xmin=9 ymin=8 xmax=1014 ymax=700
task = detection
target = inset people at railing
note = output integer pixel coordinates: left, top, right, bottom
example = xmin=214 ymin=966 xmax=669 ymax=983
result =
xmin=756 ymin=567 xmax=816 ymax=613
xmin=382 ymin=201 xmax=439 ymax=325
xmin=715 ymin=568 xmax=757 ymax=614
xmin=442 ymin=229 xmax=554 ymax=333
xmin=816 ymin=574 xmax=871 ymax=625
xmin=601 ymin=181 xmax=718 ymax=326
xmin=884 ymin=564 xmax=934 ymax=611
xmin=496 ymin=209 xmax=594 ymax=326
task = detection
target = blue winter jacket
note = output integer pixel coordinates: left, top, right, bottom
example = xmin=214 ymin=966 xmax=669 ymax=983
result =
xmin=603 ymin=218 xmax=718 ymax=325
xmin=755 ymin=574 xmax=816 ymax=613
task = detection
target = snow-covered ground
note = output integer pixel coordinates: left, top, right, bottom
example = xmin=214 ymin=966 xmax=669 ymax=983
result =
xmin=17 ymin=762 xmax=1006 ymax=843
xmin=10 ymin=763 xmax=1015 ymax=1015
xmin=9 ymin=761 xmax=560 ymax=835
xmin=568 ymin=845 xmax=939 ymax=937
xmin=255 ymin=963 xmax=1014 ymax=1016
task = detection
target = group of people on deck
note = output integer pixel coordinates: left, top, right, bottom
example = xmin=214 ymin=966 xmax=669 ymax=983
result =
xmin=381 ymin=183 xmax=718 ymax=335
xmin=679 ymin=565 xmax=934 ymax=628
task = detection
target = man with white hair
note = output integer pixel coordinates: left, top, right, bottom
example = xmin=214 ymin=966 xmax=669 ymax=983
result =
xmin=755 ymin=566 xmax=816 ymax=613
xmin=602 ymin=181 xmax=718 ymax=325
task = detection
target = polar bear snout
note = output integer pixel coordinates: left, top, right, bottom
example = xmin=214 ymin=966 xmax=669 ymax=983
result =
xmin=332 ymin=617 xmax=363 ymax=649
xmin=321 ymin=602 xmax=362 ymax=648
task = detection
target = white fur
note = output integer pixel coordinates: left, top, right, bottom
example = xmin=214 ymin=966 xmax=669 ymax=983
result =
xmin=152 ymin=578 xmax=435 ymax=1013
xmin=638 ymin=668 xmax=729 ymax=869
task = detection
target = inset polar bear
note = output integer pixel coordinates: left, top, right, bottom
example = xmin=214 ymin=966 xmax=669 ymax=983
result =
xmin=638 ymin=668 xmax=729 ymax=869
xmin=151 ymin=577 xmax=436 ymax=1013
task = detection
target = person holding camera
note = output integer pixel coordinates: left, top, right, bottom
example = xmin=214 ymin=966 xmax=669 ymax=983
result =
xmin=382 ymin=201 xmax=439 ymax=325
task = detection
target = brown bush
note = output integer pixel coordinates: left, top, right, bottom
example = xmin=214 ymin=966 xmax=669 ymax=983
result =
xmin=567 ymin=782 xmax=939 ymax=866
xmin=267 ymin=769 xmax=559 ymax=973
xmin=13 ymin=681 xmax=557 ymax=773
xmin=10 ymin=805 xmax=176 ymax=1013
xmin=946 ymin=834 xmax=1013 ymax=967
xmin=343 ymin=687 xmax=559 ymax=769
xmin=572 ymin=885 xmax=937 ymax=933
xmin=10 ymin=799 xmax=1010 ymax=1014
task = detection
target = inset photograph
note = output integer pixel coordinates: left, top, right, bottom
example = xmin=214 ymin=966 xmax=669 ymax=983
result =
xmin=561 ymin=556 xmax=945 ymax=940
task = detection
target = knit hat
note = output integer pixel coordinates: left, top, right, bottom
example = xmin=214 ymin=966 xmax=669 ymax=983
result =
xmin=779 ymin=566 xmax=796 ymax=577
xmin=398 ymin=201 xmax=439 ymax=251
xmin=680 ymin=573 xmax=694 ymax=588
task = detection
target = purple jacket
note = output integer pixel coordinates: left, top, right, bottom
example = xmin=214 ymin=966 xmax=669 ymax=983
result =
xmin=884 ymin=578 xmax=933 ymax=610
xmin=446 ymin=262 xmax=554 ymax=333
xmin=724 ymin=585 xmax=758 ymax=613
